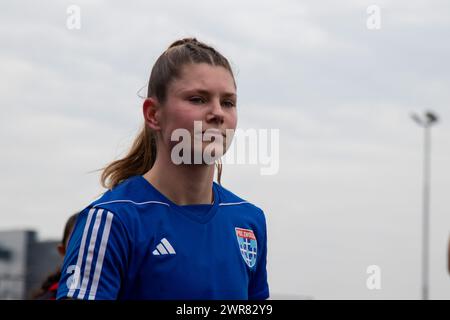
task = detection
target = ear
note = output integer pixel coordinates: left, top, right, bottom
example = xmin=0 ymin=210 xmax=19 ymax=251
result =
xmin=143 ymin=97 xmax=162 ymax=131
xmin=57 ymin=244 xmax=66 ymax=257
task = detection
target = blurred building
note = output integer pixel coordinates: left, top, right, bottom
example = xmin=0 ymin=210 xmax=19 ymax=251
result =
xmin=0 ymin=230 xmax=60 ymax=299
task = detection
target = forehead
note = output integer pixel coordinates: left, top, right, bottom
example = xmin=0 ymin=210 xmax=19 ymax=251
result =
xmin=171 ymin=63 xmax=236 ymax=96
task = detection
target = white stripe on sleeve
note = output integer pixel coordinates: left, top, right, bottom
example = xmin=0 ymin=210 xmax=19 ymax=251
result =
xmin=88 ymin=211 xmax=114 ymax=300
xmin=77 ymin=209 xmax=104 ymax=299
xmin=67 ymin=208 xmax=95 ymax=298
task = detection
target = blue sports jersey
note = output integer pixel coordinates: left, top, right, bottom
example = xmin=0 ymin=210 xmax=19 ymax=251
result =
xmin=56 ymin=175 xmax=269 ymax=300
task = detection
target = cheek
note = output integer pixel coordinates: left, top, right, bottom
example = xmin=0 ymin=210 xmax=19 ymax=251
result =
xmin=163 ymin=110 xmax=198 ymax=140
xmin=174 ymin=113 xmax=199 ymax=132
xmin=226 ymin=110 xmax=238 ymax=130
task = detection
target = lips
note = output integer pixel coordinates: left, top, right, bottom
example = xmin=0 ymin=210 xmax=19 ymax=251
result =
xmin=202 ymin=129 xmax=226 ymax=137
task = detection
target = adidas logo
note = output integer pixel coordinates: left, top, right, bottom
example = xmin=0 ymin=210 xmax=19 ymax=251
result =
xmin=152 ymin=238 xmax=176 ymax=255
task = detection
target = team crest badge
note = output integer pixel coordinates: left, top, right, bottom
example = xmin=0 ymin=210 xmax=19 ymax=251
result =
xmin=235 ymin=227 xmax=257 ymax=268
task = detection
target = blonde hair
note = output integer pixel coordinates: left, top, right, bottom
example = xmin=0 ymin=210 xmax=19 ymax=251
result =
xmin=100 ymin=38 xmax=234 ymax=190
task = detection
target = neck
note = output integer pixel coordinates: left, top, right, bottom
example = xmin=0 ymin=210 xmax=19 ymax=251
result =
xmin=143 ymin=150 xmax=216 ymax=206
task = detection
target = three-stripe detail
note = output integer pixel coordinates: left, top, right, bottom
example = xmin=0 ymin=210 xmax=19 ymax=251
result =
xmin=152 ymin=238 xmax=176 ymax=255
xmin=67 ymin=208 xmax=114 ymax=300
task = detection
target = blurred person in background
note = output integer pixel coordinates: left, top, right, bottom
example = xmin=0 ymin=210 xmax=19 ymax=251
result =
xmin=32 ymin=213 xmax=79 ymax=300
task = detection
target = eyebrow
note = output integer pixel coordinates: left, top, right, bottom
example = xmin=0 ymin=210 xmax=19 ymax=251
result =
xmin=179 ymin=88 xmax=237 ymax=98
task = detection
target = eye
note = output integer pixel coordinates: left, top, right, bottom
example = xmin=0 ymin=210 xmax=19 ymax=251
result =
xmin=222 ymin=100 xmax=236 ymax=108
xmin=188 ymin=96 xmax=205 ymax=104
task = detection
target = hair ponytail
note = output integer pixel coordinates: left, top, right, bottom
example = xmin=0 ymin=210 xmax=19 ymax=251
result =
xmin=101 ymin=125 xmax=156 ymax=190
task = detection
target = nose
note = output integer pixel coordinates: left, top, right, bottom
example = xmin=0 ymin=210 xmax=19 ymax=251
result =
xmin=206 ymin=98 xmax=225 ymax=124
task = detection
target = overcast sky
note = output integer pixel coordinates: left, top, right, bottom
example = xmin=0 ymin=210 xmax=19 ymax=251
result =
xmin=1 ymin=0 xmax=449 ymax=299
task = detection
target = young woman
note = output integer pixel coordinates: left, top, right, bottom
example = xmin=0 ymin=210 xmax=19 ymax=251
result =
xmin=57 ymin=38 xmax=269 ymax=300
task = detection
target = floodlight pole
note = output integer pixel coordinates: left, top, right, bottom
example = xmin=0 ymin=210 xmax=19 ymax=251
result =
xmin=411 ymin=111 xmax=439 ymax=300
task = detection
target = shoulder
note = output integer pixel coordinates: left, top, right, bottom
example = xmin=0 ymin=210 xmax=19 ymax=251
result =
xmin=216 ymin=183 xmax=267 ymax=221
xmin=81 ymin=176 xmax=170 ymax=223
